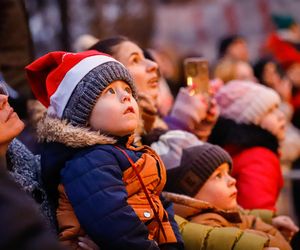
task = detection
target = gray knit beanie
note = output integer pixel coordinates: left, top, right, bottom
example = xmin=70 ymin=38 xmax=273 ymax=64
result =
xmin=63 ymin=61 xmax=136 ymax=126
xmin=26 ymin=51 xmax=136 ymax=125
xmin=165 ymin=143 xmax=232 ymax=197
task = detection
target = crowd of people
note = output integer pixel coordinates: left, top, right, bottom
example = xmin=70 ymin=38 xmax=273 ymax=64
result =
xmin=2 ymin=9 xmax=300 ymax=250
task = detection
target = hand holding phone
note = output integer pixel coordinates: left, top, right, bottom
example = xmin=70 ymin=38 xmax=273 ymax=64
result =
xmin=184 ymin=57 xmax=209 ymax=96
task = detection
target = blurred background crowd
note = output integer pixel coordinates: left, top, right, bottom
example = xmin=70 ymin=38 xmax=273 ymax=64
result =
xmin=2 ymin=0 xmax=300 ymax=98
xmin=1 ymin=0 xmax=300 ymax=249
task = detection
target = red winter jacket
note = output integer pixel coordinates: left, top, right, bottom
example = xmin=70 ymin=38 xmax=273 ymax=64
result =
xmin=209 ymin=117 xmax=284 ymax=212
xmin=229 ymin=146 xmax=284 ymax=211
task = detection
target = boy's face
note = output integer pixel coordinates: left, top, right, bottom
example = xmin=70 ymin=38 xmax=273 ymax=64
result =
xmin=88 ymin=80 xmax=139 ymax=137
xmin=194 ymin=163 xmax=238 ymax=210
xmin=259 ymin=105 xmax=286 ymax=141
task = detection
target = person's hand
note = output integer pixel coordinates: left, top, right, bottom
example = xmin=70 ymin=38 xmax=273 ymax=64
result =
xmin=209 ymin=78 xmax=224 ymax=95
xmin=78 ymin=236 xmax=99 ymax=250
xmin=138 ymin=92 xmax=158 ymax=133
xmin=272 ymin=215 xmax=299 ymax=241
xmin=263 ymin=248 xmax=280 ymax=250
xmin=169 ymin=87 xmax=208 ymax=131
xmin=191 ymin=79 xmax=222 ymax=140
xmin=193 ymin=97 xmax=220 ymax=141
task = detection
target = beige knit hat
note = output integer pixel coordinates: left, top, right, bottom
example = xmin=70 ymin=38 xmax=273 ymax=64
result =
xmin=151 ymin=130 xmax=203 ymax=170
xmin=215 ymin=80 xmax=281 ymax=125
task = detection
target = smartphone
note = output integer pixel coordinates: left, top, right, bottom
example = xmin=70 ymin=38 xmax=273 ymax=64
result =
xmin=184 ymin=57 xmax=209 ymax=95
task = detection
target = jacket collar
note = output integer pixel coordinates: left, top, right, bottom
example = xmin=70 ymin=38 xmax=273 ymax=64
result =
xmin=37 ymin=114 xmax=117 ymax=148
xmin=163 ymin=192 xmax=242 ymax=223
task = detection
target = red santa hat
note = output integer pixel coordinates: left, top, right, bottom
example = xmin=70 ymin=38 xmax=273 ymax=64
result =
xmin=25 ymin=50 xmax=135 ymax=125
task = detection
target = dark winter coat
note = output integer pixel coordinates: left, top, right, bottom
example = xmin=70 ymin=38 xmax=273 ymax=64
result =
xmin=38 ymin=115 xmax=183 ymax=250
xmin=0 ymin=167 xmax=65 ymax=250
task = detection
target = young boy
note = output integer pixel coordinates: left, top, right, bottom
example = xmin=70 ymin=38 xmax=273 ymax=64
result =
xmin=25 ymin=50 xmax=183 ymax=250
xmin=151 ymin=133 xmax=298 ymax=250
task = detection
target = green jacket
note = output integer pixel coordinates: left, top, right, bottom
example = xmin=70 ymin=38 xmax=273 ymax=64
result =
xmin=175 ymin=215 xmax=267 ymax=250
xmin=164 ymin=192 xmax=291 ymax=250
xmin=245 ymin=209 xmax=274 ymax=225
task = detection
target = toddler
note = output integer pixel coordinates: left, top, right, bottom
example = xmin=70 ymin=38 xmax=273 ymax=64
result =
xmin=26 ymin=50 xmax=183 ymax=250
xmin=151 ymin=134 xmax=297 ymax=249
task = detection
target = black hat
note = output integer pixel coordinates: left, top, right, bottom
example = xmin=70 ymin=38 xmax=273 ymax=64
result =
xmin=165 ymin=143 xmax=232 ymax=197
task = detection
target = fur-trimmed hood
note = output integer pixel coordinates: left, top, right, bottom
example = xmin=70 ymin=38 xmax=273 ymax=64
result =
xmin=37 ymin=114 xmax=121 ymax=206
xmin=37 ymin=114 xmax=117 ymax=147
xmin=163 ymin=192 xmax=242 ymax=223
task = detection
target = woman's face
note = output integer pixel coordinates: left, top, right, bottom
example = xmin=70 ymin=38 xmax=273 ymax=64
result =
xmin=262 ymin=62 xmax=281 ymax=88
xmin=287 ymin=63 xmax=300 ymax=88
xmin=112 ymin=41 xmax=159 ymax=103
xmin=0 ymin=94 xmax=24 ymax=144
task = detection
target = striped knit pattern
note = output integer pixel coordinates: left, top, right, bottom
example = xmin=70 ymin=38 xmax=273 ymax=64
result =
xmin=216 ymin=80 xmax=280 ymax=125
xmin=169 ymin=143 xmax=232 ymax=197
xmin=63 ymin=61 xmax=136 ymax=126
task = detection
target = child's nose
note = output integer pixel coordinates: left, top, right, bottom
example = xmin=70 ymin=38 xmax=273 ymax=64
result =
xmin=0 ymin=95 xmax=8 ymax=109
xmin=227 ymin=174 xmax=236 ymax=186
xmin=277 ymin=110 xmax=285 ymax=120
xmin=121 ymin=90 xmax=131 ymax=102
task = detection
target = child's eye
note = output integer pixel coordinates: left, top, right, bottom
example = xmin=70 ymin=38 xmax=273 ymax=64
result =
xmin=125 ymin=87 xmax=132 ymax=94
xmin=107 ymin=88 xmax=115 ymax=94
xmin=215 ymin=173 xmax=223 ymax=179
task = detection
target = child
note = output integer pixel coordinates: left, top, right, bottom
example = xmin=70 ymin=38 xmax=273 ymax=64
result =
xmin=25 ymin=50 xmax=183 ymax=250
xmin=89 ymin=36 xmax=219 ymax=142
xmin=209 ymin=80 xmax=286 ymax=211
xmin=151 ymin=134 xmax=297 ymax=249
xmin=214 ymin=59 xmax=256 ymax=83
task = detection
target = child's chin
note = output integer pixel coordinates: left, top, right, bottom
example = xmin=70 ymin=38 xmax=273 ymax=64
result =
xmin=125 ymin=123 xmax=138 ymax=131
xmin=116 ymin=128 xmax=137 ymax=137
xmin=225 ymin=201 xmax=238 ymax=211
xmin=278 ymin=132 xmax=285 ymax=141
